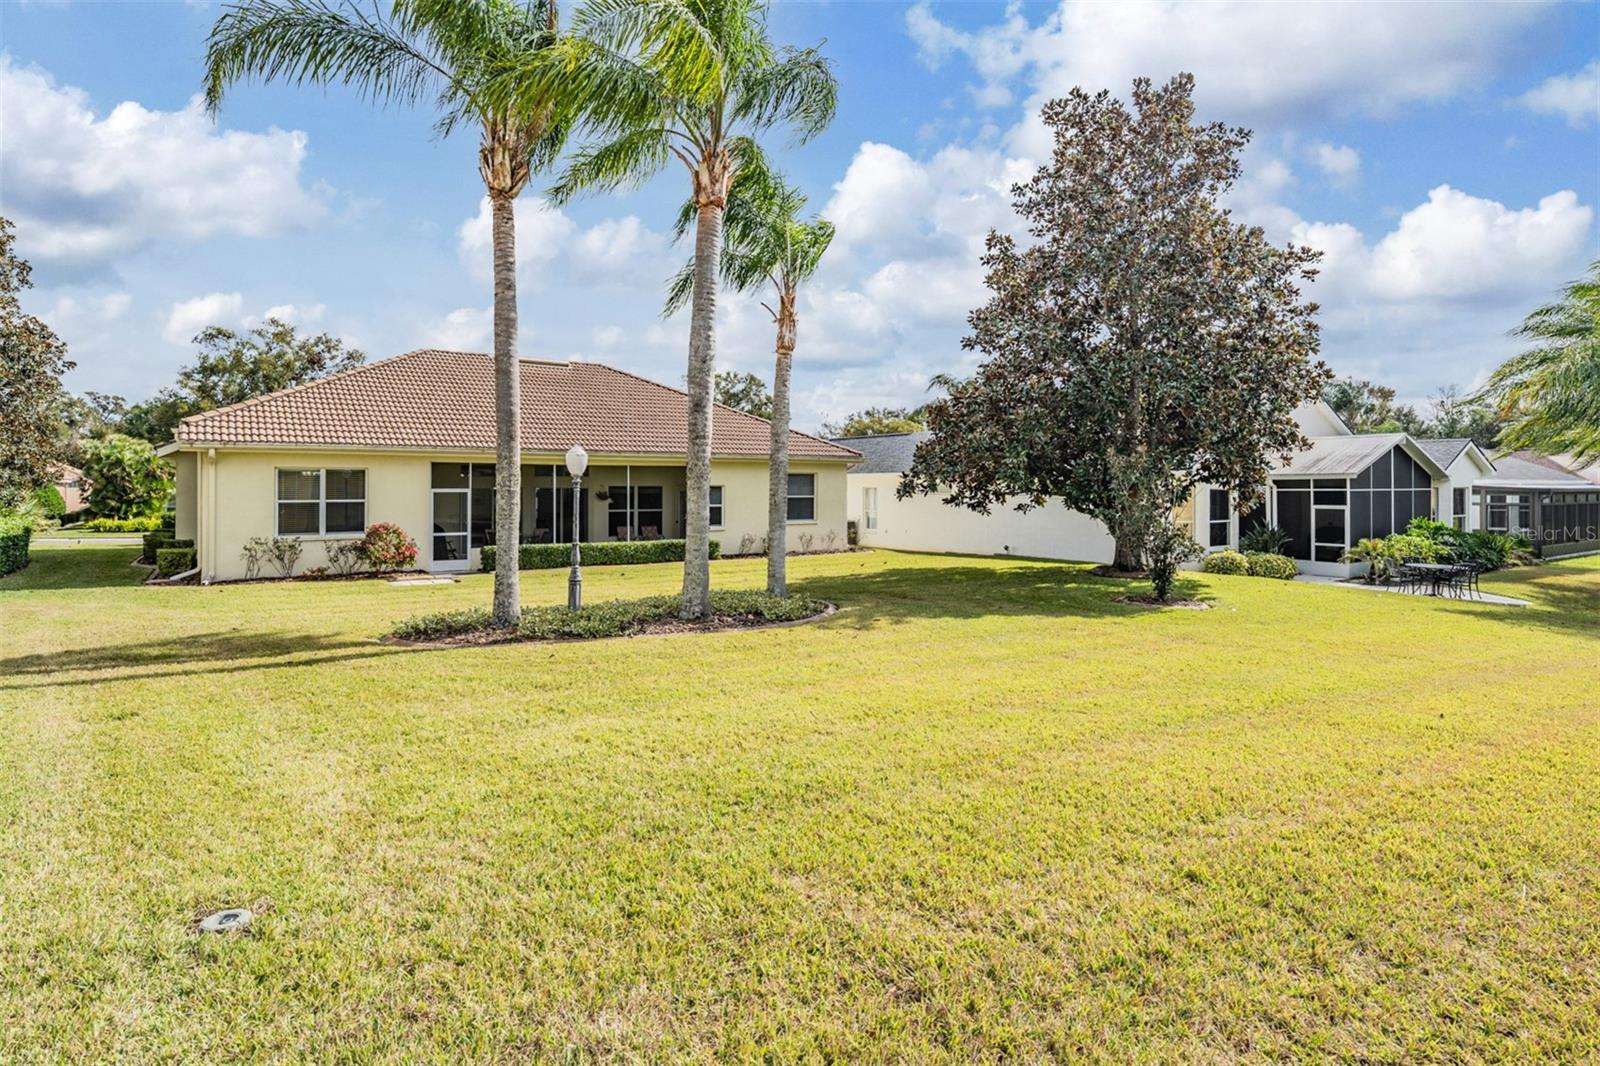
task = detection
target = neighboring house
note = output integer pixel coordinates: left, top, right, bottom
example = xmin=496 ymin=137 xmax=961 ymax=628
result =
xmin=160 ymin=350 xmax=858 ymax=583
xmin=1472 ymin=451 xmax=1600 ymax=558
xmin=52 ymin=464 xmax=87 ymax=513
xmin=839 ymin=400 xmax=1600 ymax=575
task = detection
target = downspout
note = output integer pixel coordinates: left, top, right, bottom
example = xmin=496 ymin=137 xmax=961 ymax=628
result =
xmin=204 ymin=448 xmax=217 ymax=584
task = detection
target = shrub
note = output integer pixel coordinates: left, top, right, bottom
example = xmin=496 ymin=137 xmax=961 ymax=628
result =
xmin=141 ymin=533 xmax=193 ymax=564
xmin=360 ymin=522 xmax=418 ymax=572
xmin=31 ymin=484 xmax=66 ymax=519
xmin=0 ymin=513 xmax=31 ymax=577
xmin=241 ymin=535 xmax=303 ymax=578
xmin=392 ymin=589 xmax=825 ymax=643
xmin=83 ymin=515 xmax=163 ymax=533
xmin=1341 ymin=538 xmax=1389 ymax=582
xmin=326 ymin=540 xmax=368 ymax=576
xmin=1202 ymin=549 xmax=1249 ymax=575
xmin=1342 ymin=533 xmax=1444 ymax=582
xmin=798 ymin=532 xmax=815 ymax=553
xmin=1405 ymin=517 xmax=1454 ymax=545
xmin=1146 ymin=521 xmax=1203 ymax=601
xmin=81 ymin=433 xmax=172 ymax=518
xmin=1239 ymin=524 xmax=1291 ymax=555
xmin=155 ymin=546 xmax=197 ymax=578
xmin=1244 ymin=551 xmax=1298 ymax=580
xmin=479 ymin=538 xmax=720 ymax=572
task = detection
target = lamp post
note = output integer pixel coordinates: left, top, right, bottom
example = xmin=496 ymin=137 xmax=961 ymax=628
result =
xmin=565 ymin=444 xmax=588 ymax=610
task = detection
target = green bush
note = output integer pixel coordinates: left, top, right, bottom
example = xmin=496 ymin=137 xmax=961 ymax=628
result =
xmin=392 ymin=588 xmax=823 ymax=643
xmin=1238 ymin=524 xmax=1291 ymax=555
xmin=141 ymin=533 xmax=194 ymax=564
xmin=1401 ymin=518 xmax=1534 ymax=571
xmin=83 ymin=516 xmax=164 ymax=532
xmin=1202 ymin=549 xmax=1250 ymax=575
xmin=155 ymin=546 xmax=197 ymax=578
xmin=31 ymin=484 xmax=66 ymax=519
xmin=479 ymin=538 xmax=721 ymax=572
xmin=0 ymin=513 xmax=31 ymax=577
xmin=1244 ymin=551 xmax=1298 ymax=580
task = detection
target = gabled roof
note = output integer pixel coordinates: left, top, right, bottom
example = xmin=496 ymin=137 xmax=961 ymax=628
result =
xmin=1413 ymin=438 xmax=1473 ymax=470
xmin=1271 ymin=433 xmax=1449 ymax=479
xmin=173 ymin=350 xmax=859 ymax=462
xmin=1476 ymin=450 xmax=1596 ymax=490
xmin=830 ymin=431 xmax=930 ymax=474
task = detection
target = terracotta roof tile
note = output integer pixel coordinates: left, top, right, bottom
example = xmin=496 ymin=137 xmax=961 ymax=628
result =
xmin=175 ymin=350 xmax=860 ymax=461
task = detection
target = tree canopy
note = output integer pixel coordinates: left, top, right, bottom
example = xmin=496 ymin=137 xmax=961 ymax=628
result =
xmin=0 ymin=216 xmax=73 ymax=508
xmin=902 ymin=75 xmax=1329 ymax=574
xmin=712 ymin=371 xmax=772 ymax=419
xmin=81 ymin=434 xmax=172 ymax=519
xmin=1476 ymin=260 xmax=1600 ymax=462
xmin=119 ymin=319 xmax=365 ymax=445
xmin=822 ymin=406 xmax=929 ymax=438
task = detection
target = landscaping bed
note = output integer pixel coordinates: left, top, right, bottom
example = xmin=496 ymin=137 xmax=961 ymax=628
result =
xmin=390 ymin=588 xmax=831 ymax=645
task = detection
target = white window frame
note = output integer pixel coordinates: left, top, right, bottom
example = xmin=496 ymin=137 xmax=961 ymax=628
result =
xmin=787 ymin=473 xmax=816 ymax=523
xmin=863 ymin=486 xmax=878 ymax=530
xmin=275 ymin=467 xmax=367 ymax=538
xmin=709 ymin=485 xmax=724 ymax=529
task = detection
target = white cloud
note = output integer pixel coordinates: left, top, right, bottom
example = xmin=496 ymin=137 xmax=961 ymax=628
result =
xmin=569 ymin=215 xmax=674 ymax=284
xmin=591 ymin=325 xmax=627 ymax=351
xmin=0 ymin=56 xmax=326 ymax=267
xmin=422 ymin=306 xmax=492 ymax=352
xmin=163 ymin=292 xmax=243 ymax=344
xmin=256 ymin=303 xmax=327 ymax=326
xmin=1310 ymin=142 xmax=1361 ymax=187
xmin=44 ymin=292 xmax=131 ymax=333
xmin=1518 ymin=60 xmax=1600 ymax=127
xmin=456 ymin=195 xmax=578 ymax=286
xmin=905 ymin=1 xmax=1555 ymax=157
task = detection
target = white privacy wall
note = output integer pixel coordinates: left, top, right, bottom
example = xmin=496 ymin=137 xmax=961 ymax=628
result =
xmin=847 ymin=472 xmax=1117 ymax=564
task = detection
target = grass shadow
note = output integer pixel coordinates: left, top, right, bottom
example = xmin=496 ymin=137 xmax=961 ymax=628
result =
xmin=794 ymin=553 xmax=1210 ymax=630
xmin=1438 ymin=565 xmax=1600 ymax=639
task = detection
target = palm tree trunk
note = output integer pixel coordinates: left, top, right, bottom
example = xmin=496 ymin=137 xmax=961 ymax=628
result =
xmin=767 ymin=293 xmax=796 ymax=596
xmin=490 ymin=191 xmax=521 ymax=626
xmin=680 ymin=200 xmax=722 ymax=619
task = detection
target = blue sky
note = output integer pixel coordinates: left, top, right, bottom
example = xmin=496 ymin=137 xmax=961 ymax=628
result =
xmin=3 ymin=0 xmax=1597 ymax=431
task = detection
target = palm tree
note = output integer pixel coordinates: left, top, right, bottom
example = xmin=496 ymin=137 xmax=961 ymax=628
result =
xmin=205 ymin=0 xmax=569 ymax=626
xmin=1477 ymin=261 xmax=1600 ymax=463
xmin=666 ymin=168 xmax=832 ymax=596
xmin=497 ymin=0 xmax=835 ymax=617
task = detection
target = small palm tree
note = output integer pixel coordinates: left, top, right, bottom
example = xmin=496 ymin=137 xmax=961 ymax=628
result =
xmin=205 ymin=0 xmax=570 ymax=626
xmin=667 ymin=168 xmax=833 ymax=596
xmin=1477 ymin=261 xmax=1600 ymax=463
xmin=498 ymin=0 xmax=835 ymax=617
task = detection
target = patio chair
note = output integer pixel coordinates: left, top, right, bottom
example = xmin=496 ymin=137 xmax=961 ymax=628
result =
xmin=1443 ymin=563 xmax=1477 ymax=600
xmin=1390 ymin=562 xmax=1423 ymax=594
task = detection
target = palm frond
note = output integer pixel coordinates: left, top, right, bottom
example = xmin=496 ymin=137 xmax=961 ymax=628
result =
xmin=548 ymin=125 xmax=673 ymax=202
xmin=733 ymin=44 xmax=836 ymax=142
xmin=205 ymin=0 xmax=457 ymax=115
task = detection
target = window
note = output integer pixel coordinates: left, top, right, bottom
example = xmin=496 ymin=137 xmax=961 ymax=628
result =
xmin=708 ymin=485 xmax=723 ymax=528
xmin=277 ymin=468 xmax=365 ymax=536
xmin=787 ymin=473 xmax=815 ymax=521
xmin=608 ymin=485 xmax=665 ymax=538
xmin=1208 ymin=489 xmax=1230 ymax=547
xmin=1452 ymin=488 xmax=1467 ymax=530
xmin=468 ymin=464 xmax=495 ymax=548
xmin=863 ymin=486 xmax=879 ymax=530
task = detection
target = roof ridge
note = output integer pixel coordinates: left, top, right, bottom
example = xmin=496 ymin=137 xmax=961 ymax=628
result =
xmin=176 ymin=348 xmax=426 ymax=433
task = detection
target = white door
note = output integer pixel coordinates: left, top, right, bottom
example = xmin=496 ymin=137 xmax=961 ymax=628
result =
xmin=431 ymin=488 xmax=469 ymax=572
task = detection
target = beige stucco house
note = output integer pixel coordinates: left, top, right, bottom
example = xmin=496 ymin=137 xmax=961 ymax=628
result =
xmin=160 ymin=350 xmax=859 ymax=583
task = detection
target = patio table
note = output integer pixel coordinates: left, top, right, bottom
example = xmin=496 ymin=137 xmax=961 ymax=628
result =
xmin=1403 ymin=562 xmax=1468 ymax=597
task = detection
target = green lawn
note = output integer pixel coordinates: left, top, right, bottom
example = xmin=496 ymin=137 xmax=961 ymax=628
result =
xmin=3 ymin=544 xmax=1597 ymax=1063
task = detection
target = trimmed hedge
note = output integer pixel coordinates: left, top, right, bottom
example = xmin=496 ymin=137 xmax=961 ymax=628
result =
xmin=0 ymin=515 xmax=30 ymax=577
xmin=1244 ymin=551 xmax=1299 ymax=580
xmin=141 ymin=533 xmax=194 ymax=564
xmin=83 ymin=515 xmax=164 ymax=533
xmin=393 ymin=588 xmax=824 ymax=642
xmin=1201 ymin=550 xmax=1249 ymax=575
xmin=479 ymin=537 xmax=720 ymax=572
xmin=155 ymin=546 xmax=197 ymax=578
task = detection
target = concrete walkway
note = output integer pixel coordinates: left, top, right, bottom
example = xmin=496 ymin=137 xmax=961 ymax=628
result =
xmin=1294 ymin=573 xmax=1529 ymax=607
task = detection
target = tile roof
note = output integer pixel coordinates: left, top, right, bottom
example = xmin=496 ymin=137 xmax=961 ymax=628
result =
xmin=175 ymin=350 xmax=860 ymax=462
xmin=830 ymin=431 xmax=931 ymax=474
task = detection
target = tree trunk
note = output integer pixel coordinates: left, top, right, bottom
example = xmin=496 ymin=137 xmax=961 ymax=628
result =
xmin=767 ymin=299 xmax=794 ymax=595
xmin=680 ymin=200 xmax=723 ymax=618
xmin=1113 ymin=537 xmax=1141 ymax=571
xmin=490 ymin=192 xmax=521 ymax=626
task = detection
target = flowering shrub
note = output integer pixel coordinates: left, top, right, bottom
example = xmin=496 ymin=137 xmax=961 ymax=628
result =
xmin=360 ymin=522 xmax=417 ymax=572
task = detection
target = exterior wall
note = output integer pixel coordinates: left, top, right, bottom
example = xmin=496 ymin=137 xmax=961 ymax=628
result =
xmin=173 ymin=451 xmax=198 ymax=541
xmin=1292 ymin=401 xmax=1350 ymax=438
xmin=1440 ymin=453 xmax=1489 ymax=532
xmin=847 ymin=472 xmax=1116 ymax=563
xmin=183 ymin=448 xmax=850 ymax=581
xmin=712 ymin=459 xmax=850 ymax=554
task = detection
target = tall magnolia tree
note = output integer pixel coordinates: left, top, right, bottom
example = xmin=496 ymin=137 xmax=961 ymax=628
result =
xmin=668 ymin=169 xmax=832 ymax=595
xmin=902 ymin=75 xmax=1330 ymax=585
xmin=1476 ymin=261 xmax=1600 ymax=462
xmin=205 ymin=0 xmax=568 ymax=625
xmin=501 ymin=0 xmax=835 ymax=618
xmin=0 ymin=217 xmax=73 ymax=508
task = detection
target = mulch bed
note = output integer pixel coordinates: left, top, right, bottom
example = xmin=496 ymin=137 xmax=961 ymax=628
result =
xmin=1115 ymin=594 xmax=1210 ymax=610
xmin=386 ymin=602 xmax=837 ymax=648
xmin=1091 ymin=565 xmax=1151 ymax=579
